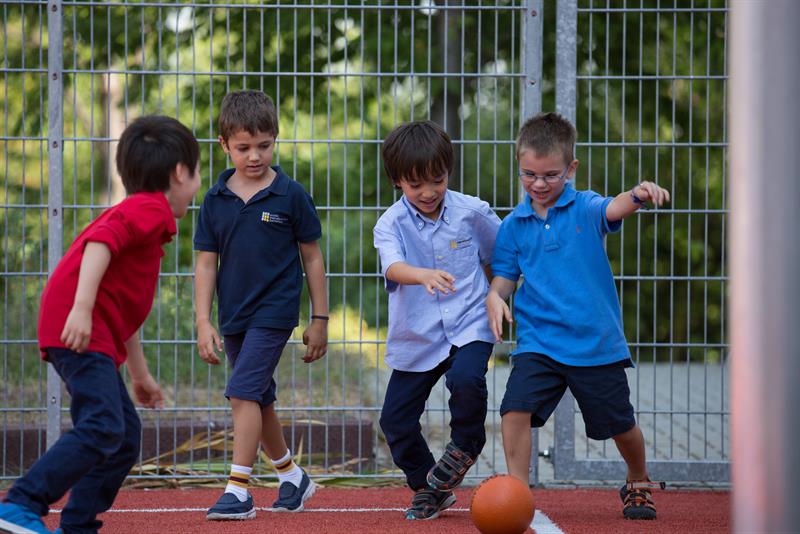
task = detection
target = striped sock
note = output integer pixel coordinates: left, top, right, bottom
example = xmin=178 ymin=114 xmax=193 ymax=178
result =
xmin=225 ymin=464 xmax=252 ymax=502
xmin=272 ymin=450 xmax=302 ymax=487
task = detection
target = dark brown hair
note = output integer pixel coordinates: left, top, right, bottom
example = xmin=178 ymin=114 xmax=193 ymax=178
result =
xmin=115 ymin=115 xmax=199 ymax=194
xmin=218 ymin=90 xmax=279 ymax=141
xmin=381 ymin=121 xmax=454 ymax=187
xmin=516 ymin=111 xmax=576 ymax=164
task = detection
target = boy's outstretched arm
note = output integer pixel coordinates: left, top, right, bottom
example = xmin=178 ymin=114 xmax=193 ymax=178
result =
xmin=60 ymin=241 xmax=112 ymax=352
xmin=486 ymin=276 xmax=516 ymax=343
xmin=606 ymin=180 xmax=671 ymax=222
xmin=385 ymin=262 xmax=456 ymax=295
xmin=125 ymin=332 xmax=165 ymax=409
xmin=299 ymin=241 xmax=329 ymax=363
xmin=195 ymin=251 xmax=222 ymax=365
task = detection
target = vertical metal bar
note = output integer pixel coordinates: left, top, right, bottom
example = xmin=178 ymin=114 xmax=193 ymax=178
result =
xmin=521 ymin=0 xmax=543 ymax=487
xmin=46 ymin=0 xmax=64 ymax=449
xmin=730 ymin=1 xmax=800 ymax=531
xmin=552 ymin=0 xmax=577 ymax=480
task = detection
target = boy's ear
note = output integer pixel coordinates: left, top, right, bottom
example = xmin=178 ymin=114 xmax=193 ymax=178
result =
xmin=218 ymin=135 xmax=229 ymax=153
xmin=567 ymin=159 xmax=580 ymax=179
xmin=170 ymin=162 xmax=189 ymax=184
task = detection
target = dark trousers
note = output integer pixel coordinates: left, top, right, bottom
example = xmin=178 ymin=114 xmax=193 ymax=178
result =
xmin=4 ymin=349 xmax=141 ymax=534
xmin=379 ymin=341 xmax=492 ymax=490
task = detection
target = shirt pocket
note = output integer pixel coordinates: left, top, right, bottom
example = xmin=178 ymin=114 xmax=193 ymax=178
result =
xmin=446 ymin=237 xmax=478 ymax=279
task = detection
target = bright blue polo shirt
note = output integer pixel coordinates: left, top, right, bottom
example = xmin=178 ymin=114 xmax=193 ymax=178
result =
xmin=194 ymin=166 xmax=322 ymax=335
xmin=374 ymin=190 xmax=501 ymax=372
xmin=491 ymin=182 xmax=630 ymax=366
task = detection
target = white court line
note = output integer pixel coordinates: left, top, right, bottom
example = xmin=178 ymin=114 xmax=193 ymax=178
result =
xmin=50 ymin=506 xmax=565 ymax=532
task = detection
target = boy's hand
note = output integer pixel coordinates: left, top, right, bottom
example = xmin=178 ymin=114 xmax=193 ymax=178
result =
xmin=302 ymin=320 xmax=328 ymax=363
xmin=419 ymin=268 xmax=456 ymax=295
xmin=197 ymin=319 xmax=223 ymax=365
xmin=486 ymin=290 xmax=513 ymax=343
xmin=132 ymin=374 xmax=165 ymax=409
xmin=60 ymin=304 xmax=93 ymax=352
xmin=633 ymin=181 xmax=671 ymax=207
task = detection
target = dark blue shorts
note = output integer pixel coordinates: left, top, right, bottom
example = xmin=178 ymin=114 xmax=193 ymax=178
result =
xmin=223 ymin=327 xmax=292 ymax=407
xmin=500 ymin=352 xmax=635 ymax=440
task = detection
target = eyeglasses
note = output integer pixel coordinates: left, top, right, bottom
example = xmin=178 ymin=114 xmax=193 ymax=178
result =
xmin=517 ymin=166 xmax=569 ymax=184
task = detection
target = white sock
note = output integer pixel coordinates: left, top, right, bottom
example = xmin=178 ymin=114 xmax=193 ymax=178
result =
xmin=272 ymin=450 xmax=303 ymax=487
xmin=224 ymin=464 xmax=253 ymax=502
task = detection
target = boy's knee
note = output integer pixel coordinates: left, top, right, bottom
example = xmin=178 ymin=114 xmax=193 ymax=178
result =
xmin=446 ymin=371 xmax=487 ymax=396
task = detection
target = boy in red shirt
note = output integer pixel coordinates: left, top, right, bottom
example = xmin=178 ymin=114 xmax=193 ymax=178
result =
xmin=0 ymin=115 xmax=200 ymax=534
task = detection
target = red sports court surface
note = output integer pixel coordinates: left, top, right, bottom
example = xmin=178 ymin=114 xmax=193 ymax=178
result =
xmin=27 ymin=486 xmax=729 ymax=533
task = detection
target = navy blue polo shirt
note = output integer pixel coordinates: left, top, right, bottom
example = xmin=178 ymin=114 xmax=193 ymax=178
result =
xmin=194 ymin=166 xmax=322 ymax=335
xmin=492 ymin=182 xmax=631 ymax=366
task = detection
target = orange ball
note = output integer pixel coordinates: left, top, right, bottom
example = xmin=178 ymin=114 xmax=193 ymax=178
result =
xmin=470 ymin=474 xmax=535 ymax=534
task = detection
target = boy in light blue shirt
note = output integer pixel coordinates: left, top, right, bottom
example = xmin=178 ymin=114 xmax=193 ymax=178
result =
xmin=487 ymin=112 xmax=670 ymax=520
xmin=373 ymin=121 xmax=501 ymax=520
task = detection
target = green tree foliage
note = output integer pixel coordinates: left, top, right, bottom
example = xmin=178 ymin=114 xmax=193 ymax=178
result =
xmin=1 ymin=1 xmax=727 ymax=384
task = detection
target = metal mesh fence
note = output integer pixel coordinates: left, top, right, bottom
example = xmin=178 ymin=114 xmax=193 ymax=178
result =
xmin=1 ymin=0 xmax=728 ymax=485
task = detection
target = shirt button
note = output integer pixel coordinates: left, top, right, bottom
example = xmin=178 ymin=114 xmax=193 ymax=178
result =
xmin=449 ymin=331 xmax=454 ymax=337
xmin=437 ymin=255 xmax=443 ymax=260
xmin=444 ymin=216 xmax=449 ymax=222
xmin=418 ymin=223 xmax=423 ymax=229
xmin=444 ymin=308 xmax=449 ymax=313
xmin=545 ymin=224 xmax=550 ymax=229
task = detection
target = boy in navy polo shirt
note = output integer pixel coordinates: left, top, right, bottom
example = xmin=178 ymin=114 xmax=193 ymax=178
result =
xmin=373 ymin=121 xmax=501 ymax=520
xmin=487 ymin=112 xmax=670 ymax=520
xmin=0 ymin=116 xmax=200 ymax=534
xmin=194 ymin=90 xmax=328 ymax=520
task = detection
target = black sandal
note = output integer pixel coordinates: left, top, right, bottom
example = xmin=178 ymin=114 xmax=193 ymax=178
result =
xmin=620 ymin=479 xmax=665 ymax=520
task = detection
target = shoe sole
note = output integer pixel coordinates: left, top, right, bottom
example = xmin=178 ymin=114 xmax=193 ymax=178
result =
xmin=0 ymin=518 xmax=41 ymax=534
xmin=206 ymin=507 xmax=256 ymax=521
xmin=405 ymin=493 xmax=457 ymax=521
xmin=272 ymin=481 xmax=317 ymax=512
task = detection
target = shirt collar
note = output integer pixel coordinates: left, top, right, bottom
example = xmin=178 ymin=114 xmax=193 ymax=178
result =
xmin=401 ymin=190 xmax=452 ymax=230
xmin=211 ymin=166 xmax=289 ymax=197
xmin=511 ymin=181 xmax=577 ymax=219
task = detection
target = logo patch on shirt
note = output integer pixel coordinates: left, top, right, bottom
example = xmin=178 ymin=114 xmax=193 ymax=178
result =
xmin=450 ymin=237 xmax=472 ymax=249
xmin=261 ymin=211 xmax=288 ymax=224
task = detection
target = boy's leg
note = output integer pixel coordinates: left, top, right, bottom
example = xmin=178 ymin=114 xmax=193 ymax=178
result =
xmin=567 ymin=360 xmax=657 ymax=519
xmin=612 ymin=424 xmax=648 ymax=481
xmin=501 ymin=411 xmax=534 ymax=483
xmin=499 ymin=353 xmax=567 ymax=484
xmin=59 ymin=372 xmax=141 ymax=534
xmin=208 ymin=327 xmax=292 ymax=520
xmin=427 ymin=341 xmax=493 ymax=490
xmin=379 ymin=363 xmax=446 ymax=490
xmin=3 ymin=349 xmax=127 ymax=530
xmin=260 ymin=403 xmax=316 ymax=512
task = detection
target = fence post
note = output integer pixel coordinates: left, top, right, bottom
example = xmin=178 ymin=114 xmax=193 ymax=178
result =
xmin=552 ymin=0 xmax=577 ymax=481
xmin=521 ymin=0 xmax=544 ymax=487
xmin=730 ymin=0 xmax=800 ymax=531
xmin=46 ymin=0 xmax=64 ymax=449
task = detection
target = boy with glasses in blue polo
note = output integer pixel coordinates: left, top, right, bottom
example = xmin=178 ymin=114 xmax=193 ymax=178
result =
xmin=487 ymin=112 xmax=670 ymax=520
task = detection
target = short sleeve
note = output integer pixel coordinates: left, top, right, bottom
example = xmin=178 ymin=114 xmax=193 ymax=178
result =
xmin=373 ymin=216 xmax=406 ymax=293
xmin=291 ymin=188 xmax=323 ymax=243
xmin=472 ymin=201 xmax=502 ymax=265
xmin=585 ymin=191 xmax=622 ymax=235
xmin=193 ymin=193 xmax=218 ymax=252
xmin=89 ymin=195 xmax=175 ymax=255
xmin=491 ymin=217 xmax=522 ymax=282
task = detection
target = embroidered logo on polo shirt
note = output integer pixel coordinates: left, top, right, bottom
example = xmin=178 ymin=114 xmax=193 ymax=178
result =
xmin=261 ymin=211 xmax=288 ymax=224
xmin=450 ymin=237 xmax=472 ymax=249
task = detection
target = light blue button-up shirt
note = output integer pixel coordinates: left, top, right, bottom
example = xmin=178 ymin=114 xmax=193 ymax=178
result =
xmin=492 ymin=183 xmax=631 ymax=366
xmin=374 ymin=190 xmax=501 ymax=372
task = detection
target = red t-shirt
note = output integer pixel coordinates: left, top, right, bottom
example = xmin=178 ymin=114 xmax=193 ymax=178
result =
xmin=37 ymin=192 xmax=177 ymax=367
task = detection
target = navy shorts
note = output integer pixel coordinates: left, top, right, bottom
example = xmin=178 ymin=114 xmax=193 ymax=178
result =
xmin=223 ymin=327 xmax=293 ymax=407
xmin=500 ymin=352 xmax=635 ymax=440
